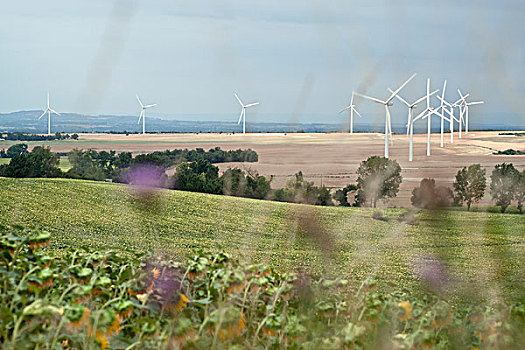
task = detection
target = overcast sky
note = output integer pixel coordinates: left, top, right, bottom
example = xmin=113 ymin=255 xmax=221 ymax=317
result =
xmin=1 ymin=0 xmax=524 ymax=126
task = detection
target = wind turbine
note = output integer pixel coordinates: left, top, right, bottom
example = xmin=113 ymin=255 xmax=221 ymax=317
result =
xmin=412 ymin=78 xmax=446 ymax=157
xmin=37 ymin=92 xmax=61 ymax=135
xmin=436 ymin=94 xmax=468 ymax=144
xmin=457 ymin=89 xmax=484 ymax=135
xmin=234 ymin=93 xmax=259 ymax=135
xmin=388 ymin=87 xmax=439 ymax=162
xmin=354 ymin=73 xmax=416 ymax=158
xmin=136 ymin=95 xmax=157 ymax=135
xmin=339 ymin=91 xmax=362 ymax=134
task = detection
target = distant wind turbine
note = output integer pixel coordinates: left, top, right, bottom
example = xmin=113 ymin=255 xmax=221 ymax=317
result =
xmin=389 ymin=87 xmax=439 ymax=162
xmin=354 ymin=73 xmax=417 ymax=158
xmin=457 ymin=89 xmax=484 ymax=135
xmin=136 ymin=95 xmax=157 ymax=135
xmin=38 ymin=92 xmax=61 ymax=135
xmin=437 ymin=94 xmax=468 ymax=144
xmin=339 ymin=91 xmax=362 ymax=134
xmin=411 ymin=79 xmax=446 ymax=157
xmin=234 ymin=93 xmax=259 ymax=135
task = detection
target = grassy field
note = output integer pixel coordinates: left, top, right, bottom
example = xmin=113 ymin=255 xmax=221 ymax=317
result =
xmin=1 ymin=177 xmax=524 ymax=302
xmin=0 ymin=157 xmax=71 ymax=170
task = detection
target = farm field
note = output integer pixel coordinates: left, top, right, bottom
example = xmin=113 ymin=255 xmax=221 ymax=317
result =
xmin=2 ymin=131 xmax=524 ymax=207
xmin=1 ymin=177 xmax=524 ymax=302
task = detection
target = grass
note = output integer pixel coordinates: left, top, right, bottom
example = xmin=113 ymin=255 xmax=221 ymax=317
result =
xmin=0 ymin=177 xmax=524 ymax=301
xmin=0 ymin=158 xmax=9 ymax=165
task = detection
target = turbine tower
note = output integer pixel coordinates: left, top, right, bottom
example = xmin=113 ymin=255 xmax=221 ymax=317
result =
xmin=457 ymin=89 xmax=484 ymax=135
xmin=389 ymin=87 xmax=439 ymax=162
xmin=339 ymin=92 xmax=362 ymax=134
xmin=354 ymin=73 xmax=416 ymax=158
xmin=234 ymin=93 xmax=259 ymax=135
xmin=412 ymin=79 xmax=446 ymax=157
xmin=136 ymin=95 xmax=157 ymax=135
xmin=436 ymin=94 xmax=468 ymax=144
xmin=38 ymin=92 xmax=61 ymax=135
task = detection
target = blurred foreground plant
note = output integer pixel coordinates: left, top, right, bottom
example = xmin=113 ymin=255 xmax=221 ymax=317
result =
xmin=1 ymin=225 xmax=524 ymax=349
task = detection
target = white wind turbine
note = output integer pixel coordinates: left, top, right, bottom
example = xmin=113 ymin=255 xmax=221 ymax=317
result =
xmin=136 ymin=95 xmax=157 ymax=135
xmin=234 ymin=93 xmax=259 ymax=135
xmin=412 ymin=78 xmax=446 ymax=157
xmin=457 ymin=89 xmax=484 ymax=135
xmin=339 ymin=91 xmax=362 ymax=134
xmin=388 ymin=87 xmax=439 ymax=162
xmin=38 ymin=92 xmax=61 ymax=135
xmin=436 ymin=94 xmax=468 ymax=144
xmin=354 ymin=73 xmax=416 ymax=158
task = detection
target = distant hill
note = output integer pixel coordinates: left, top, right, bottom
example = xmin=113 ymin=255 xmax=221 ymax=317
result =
xmin=0 ymin=110 xmax=342 ymax=134
xmin=1 ymin=110 xmax=523 ymax=134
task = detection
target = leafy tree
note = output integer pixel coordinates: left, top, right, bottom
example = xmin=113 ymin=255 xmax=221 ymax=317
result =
xmin=71 ymin=133 xmax=79 ymax=140
xmin=453 ymin=164 xmax=486 ymax=210
xmin=334 ymin=184 xmax=358 ymax=206
xmin=515 ymin=170 xmax=525 ymax=214
xmin=6 ymin=144 xmax=28 ymax=158
xmin=0 ymin=149 xmax=6 ymax=158
xmin=174 ymin=159 xmax=222 ymax=194
xmin=490 ymin=163 xmax=519 ymax=213
xmin=222 ymin=168 xmax=247 ymax=197
xmin=3 ymin=146 xmax=62 ymax=178
xmin=356 ymin=156 xmax=402 ymax=208
xmin=411 ymin=178 xmax=453 ymax=209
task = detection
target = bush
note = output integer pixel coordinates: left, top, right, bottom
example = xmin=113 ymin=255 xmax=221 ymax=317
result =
xmin=411 ymin=178 xmax=453 ymax=209
xmin=2 ymin=146 xmax=62 ymax=178
xmin=334 ymin=184 xmax=358 ymax=206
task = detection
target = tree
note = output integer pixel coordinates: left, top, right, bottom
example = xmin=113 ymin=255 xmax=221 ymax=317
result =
xmin=3 ymin=146 xmax=62 ymax=178
xmin=174 ymin=159 xmax=222 ymax=194
xmin=356 ymin=156 xmax=402 ymax=208
xmin=411 ymin=178 xmax=453 ymax=209
xmin=515 ymin=170 xmax=525 ymax=214
xmin=6 ymin=144 xmax=28 ymax=158
xmin=453 ymin=164 xmax=486 ymax=211
xmin=490 ymin=163 xmax=519 ymax=213
xmin=334 ymin=184 xmax=358 ymax=206
xmin=316 ymin=186 xmax=333 ymax=206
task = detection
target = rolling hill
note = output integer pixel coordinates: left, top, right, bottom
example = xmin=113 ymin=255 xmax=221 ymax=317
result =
xmin=1 ymin=177 xmax=524 ymax=299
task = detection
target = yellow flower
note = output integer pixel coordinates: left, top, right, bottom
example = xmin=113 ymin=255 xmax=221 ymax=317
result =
xmin=398 ymin=301 xmax=412 ymax=322
xmin=174 ymin=293 xmax=189 ymax=311
xmin=152 ymin=267 xmax=160 ymax=279
xmin=95 ymin=330 xmax=109 ymax=349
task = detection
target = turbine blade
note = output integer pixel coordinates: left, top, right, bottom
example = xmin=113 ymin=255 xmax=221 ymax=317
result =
xmin=388 ymin=88 xmax=410 ymax=107
xmin=386 ymin=73 xmax=417 ymax=104
xmin=354 ymin=92 xmax=385 ymax=105
xmin=234 ymin=93 xmax=243 ymax=106
xmin=350 ymin=92 xmax=354 ymax=106
xmin=38 ymin=110 xmax=47 ymax=119
xmin=468 ymin=101 xmax=484 ymax=105
xmin=339 ymin=106 xmax=351 ymax=114
xmin=244 ymin=102 xmax=259 ymax=108
xmin=354 ymin=108 xmax=363 ymax=118
xmin=47 ymin=92 xmax=50 ymax=108
xmin=136 ymin=95 xmax=144 ymax=108
xmin=49 ymin=108 xmax=61 ymax=116
xmin=237 ymin=108 xmax=244 ymax=124
xmin=137 ymin=111 xmax=143 ymax=124
xmin=144 ymin=104 xmax=157 ymax=108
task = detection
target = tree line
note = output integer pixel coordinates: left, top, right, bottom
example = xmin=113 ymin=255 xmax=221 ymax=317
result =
xmin=0 ymin=132 xmax=78 ymax=142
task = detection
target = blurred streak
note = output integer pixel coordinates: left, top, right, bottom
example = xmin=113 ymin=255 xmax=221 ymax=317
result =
xmin=76 ymin=0 xmax=138 ymax=113
xmin=289 ymin=73 xmax=315 ymax=126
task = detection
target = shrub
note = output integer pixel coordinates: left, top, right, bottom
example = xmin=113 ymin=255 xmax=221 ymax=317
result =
xmin=453 ymin=164 xmax=486 ymax=210
xmin=411 ymin=178 xmax=453 ymax=209
xmin=490 ymin=163 xmax=519 ymax=213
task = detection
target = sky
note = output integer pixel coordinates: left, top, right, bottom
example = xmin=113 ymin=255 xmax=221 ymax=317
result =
xmin=1 ymin=0 xmax=524 ymax=127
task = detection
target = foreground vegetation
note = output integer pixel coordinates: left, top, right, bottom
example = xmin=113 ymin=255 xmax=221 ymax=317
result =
xmin=2 ymin=226 xmax=525 ymax=349
xmin=1 ymin=178 xmax=524 ymax=302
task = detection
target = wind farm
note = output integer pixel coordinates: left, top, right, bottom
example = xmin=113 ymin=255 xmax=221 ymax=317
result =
xmin=1 ymin=1 xmax=525 ymax=349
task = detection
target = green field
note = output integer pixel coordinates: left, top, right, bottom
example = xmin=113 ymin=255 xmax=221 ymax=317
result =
xmin=1 ymin=177 xmax=524 ymax=301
